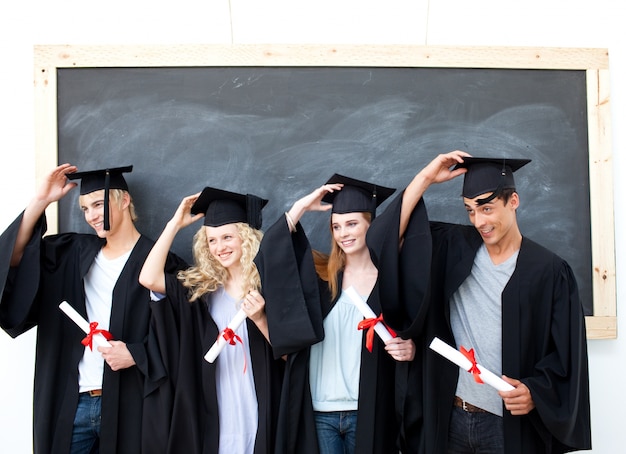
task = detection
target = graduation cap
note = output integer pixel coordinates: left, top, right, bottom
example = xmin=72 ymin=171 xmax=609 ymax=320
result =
xmin=191 ymin=187 xmax=268 ymax=230
xmin=453 ymin=157 xmax=531 ymax=204
xmin=321 ymin=173 xmax=395 ymax=219
xmin=66 ymin=165 xmax=133 ymax=231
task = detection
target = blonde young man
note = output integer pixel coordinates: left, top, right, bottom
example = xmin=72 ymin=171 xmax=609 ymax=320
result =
xmin=0 ymin=164 xmax=184 ymax=454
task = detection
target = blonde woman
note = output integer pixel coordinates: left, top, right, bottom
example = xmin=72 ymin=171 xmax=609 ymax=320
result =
xmin=139 ymin=187 xmax=283 ymax=454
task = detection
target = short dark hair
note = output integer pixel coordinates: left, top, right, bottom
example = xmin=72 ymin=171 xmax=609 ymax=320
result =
xmin=498 ymin=188 xmax=516 ymax=205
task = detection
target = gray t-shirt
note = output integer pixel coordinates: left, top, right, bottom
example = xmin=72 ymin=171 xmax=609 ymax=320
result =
xmin=450 ymin=243 xmax=518 ymax=416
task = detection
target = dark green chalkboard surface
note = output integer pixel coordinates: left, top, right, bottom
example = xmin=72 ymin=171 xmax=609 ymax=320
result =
xmin=55 ymin=65 xmax=592 ymax=313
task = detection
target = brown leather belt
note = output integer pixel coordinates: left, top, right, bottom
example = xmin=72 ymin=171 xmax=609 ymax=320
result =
xmin=453 ymin=396 xmax=487 ymax=413
xmin=85 ymin=389 xmax=102 ymax=397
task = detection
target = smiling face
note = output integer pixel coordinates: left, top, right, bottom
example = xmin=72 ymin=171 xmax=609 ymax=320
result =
xmin=79 ymin=189 xmax=129 ymax=238
xmin=464 ymin=191 xmax=520 ymax=248
xmin=205 ymin=223 xmax=243 ymax=271
xmin=331 ymin=211 xmax=371 ymax=255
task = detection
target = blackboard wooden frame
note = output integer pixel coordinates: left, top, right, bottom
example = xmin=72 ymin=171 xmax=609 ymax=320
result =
xmin=33 ymin=44 xmax=615 ymax=339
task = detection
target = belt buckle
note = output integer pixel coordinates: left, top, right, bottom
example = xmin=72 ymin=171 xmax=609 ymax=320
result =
xmin=462 ymin=400 xmax=469 ymax=412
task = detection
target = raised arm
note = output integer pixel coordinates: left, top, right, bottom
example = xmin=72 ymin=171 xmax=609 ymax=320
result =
xmin=399 ymin=150 xmax=471 ymax=240
xmin=10 ymin=163 xmax=78 ymax=266
xmin=285 ymin=183 xmax=343 ymax=230
xmin=139 ymin=193 xmax=203 ymax=293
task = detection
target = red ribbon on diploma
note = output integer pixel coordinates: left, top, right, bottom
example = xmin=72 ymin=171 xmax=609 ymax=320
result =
xmin=222 ymin=328 xmax=247 ymax=374
xmin=357 ymin=314 xmax=397 ymax=352
xmin=81 ymin=322 xmax=113 ymax=351
xmin=460 ymin=346 xmax=484 ymax=384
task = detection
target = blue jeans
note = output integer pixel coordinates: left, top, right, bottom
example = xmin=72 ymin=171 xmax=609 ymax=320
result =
xmin=314 ymin=410 xmax=358 ymax=454
xmin=70 ymin=393 xmax=101 ymax=454
xmin=448 ymin=406 xmax=504 ymax=454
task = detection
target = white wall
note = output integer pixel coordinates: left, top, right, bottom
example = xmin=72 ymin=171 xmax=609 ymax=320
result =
xmin=1 ymin=1 xmax=623 ymax=452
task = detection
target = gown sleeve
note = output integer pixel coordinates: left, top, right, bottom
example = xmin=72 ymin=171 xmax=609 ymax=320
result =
xmin=255 ymin=215 xmax=324 ymax=358
xmin=131 ymin=251 xmax=188 ymax=390
xmin=522 ymin=258 xmax=591 ymax=450
xmin=142 ymin=272 xmax=203 ymax=454
xmin=0 ymin=212 xmax=57 ymax=337
xmin=366 ymin=193 xmax=433 ymax=335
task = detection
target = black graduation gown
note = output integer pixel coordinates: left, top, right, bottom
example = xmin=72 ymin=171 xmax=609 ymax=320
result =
xmin=0 ymin=212 xmax=186 ymax=454
xmin=255 ymin=210 xmax=401 ymax=454
xmin=398 ymin=216 xmax=592 ymax=454
xmin=142 ymin=272 xmax=284 ymax=454
xmin=365 ymin=196 xmax=434 ymax=454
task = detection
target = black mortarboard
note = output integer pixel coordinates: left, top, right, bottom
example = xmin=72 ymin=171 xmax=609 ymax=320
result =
xmin=66 ymin=165 xmax=133 ymax=231
xmin=191 ymin=187 xmax=268 ymax=230
xmin=321 ymin=174 xmax=395 ymax=219
xmin=453 ymin=157 xmax=531 ymax=204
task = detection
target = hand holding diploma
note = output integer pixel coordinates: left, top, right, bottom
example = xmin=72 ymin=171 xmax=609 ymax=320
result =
xmin=59 ymin=301 xmax=113 ymax=350
xmin=344 ymin=286 xmax=396 ymax=352
xmin=204 ymin=308 xmax=247 ymax=363
xmin=429 ymin=337 xmax=514 ymax=392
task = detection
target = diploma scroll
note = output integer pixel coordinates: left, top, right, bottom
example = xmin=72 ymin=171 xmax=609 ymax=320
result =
xmin=204 ymin=308 xmax=248 ymax=363
xmin=429 ymin=337 xmax=514 ymax=392
xmin=59 ymin=301 xmax=112 ymax=348
xmin=344 ymin=286 xmax=394 ymax=343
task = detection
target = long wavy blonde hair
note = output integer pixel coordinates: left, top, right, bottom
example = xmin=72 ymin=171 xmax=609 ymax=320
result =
xmin=177 ymin=222 xmax=263 ymax=302
xmin=313 ymin=211 xmax=372 ymax=300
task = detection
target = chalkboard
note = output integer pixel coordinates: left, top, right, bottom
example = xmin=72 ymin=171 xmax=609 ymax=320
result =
xmin=34 ymin=45 xmax=615 ymax=338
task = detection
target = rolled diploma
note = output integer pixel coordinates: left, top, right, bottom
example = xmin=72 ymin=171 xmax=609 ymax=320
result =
xmin=429 ymin=337 xmax=514 ymax=392
xmin=344 ymin=286 xmax=394 ymax=343
xmin=204 ymin=308 xmax=248 ymax=363
xmin=59 ymin=301 xmax=112 ymax=348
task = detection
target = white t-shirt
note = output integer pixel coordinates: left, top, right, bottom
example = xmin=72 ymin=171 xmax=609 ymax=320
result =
xmin=78 ymin=249 xmax=131 ymax=392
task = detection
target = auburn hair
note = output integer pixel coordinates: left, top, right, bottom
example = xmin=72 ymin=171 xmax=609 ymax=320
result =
xmin=313 ymin=211 xmax=372 ymax=300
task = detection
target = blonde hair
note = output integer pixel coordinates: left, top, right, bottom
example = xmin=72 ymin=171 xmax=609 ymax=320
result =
xmin=177 ymin=222 xmax=263 ymax=302
xmin=314 ymin=211 xmax=372 ymax=300
xmin=78 ymin=189 xmax=137 ymax=222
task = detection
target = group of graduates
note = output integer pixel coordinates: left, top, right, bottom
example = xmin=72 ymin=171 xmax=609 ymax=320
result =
xmin=0 ymin=150 xmax=591 ymax=454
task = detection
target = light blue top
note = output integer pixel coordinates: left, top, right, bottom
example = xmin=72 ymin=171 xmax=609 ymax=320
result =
xmin=309 ymin=289 xmax=365 ymax=412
